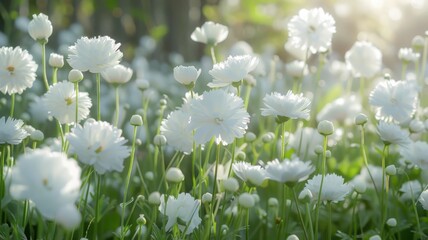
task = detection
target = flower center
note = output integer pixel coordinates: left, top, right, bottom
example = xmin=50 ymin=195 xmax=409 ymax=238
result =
xmin=95 ymin=146 xmax=103 ymax=153
xmin=42 ymin=178 xmax=52 ymax=190
xmin=309 ymin=25 xmax=317 ymax=32
xmin=65 ymin=97 xmax=73 ymax=105
xmin=390 ymin=97 xmax=397 ymax=104
xmin=6 ymin=65 xmax=14 ymax=75
xmin=215 ymin=117 xmax=224 ymax=125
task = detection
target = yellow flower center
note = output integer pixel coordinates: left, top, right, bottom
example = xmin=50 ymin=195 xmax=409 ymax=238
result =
xmin=65 ymin=97 xmax=73 ymax=105
xmin=215 ymin=117 xmax=223 ymax=125
xmin=6 ymin=65 xmax=14 ymax=74
xmin=95 ymin=146 xmax=103 ymax=153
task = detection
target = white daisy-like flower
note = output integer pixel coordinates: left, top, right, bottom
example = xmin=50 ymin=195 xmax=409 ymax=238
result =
xmin=261 ymin=91 xmax=311 ymax=122
xmin=0 ymin=116 xmax=29 ymax=145
xmin=67 ymin=120 xmax=130 ymax=174
xmin=400 ymin=141 xmax=428 ymax=170
xmin=67 ymin=36 xmax=123 ymax=73
xmin=10 ymin=148 xmax=81 ymax=222
xmin=398 ymin=48 xmax=420 ymax=63
xmin=377 ymin=121 xmax=410 ymax=147
xmin=369 ymin=79 xmax=418 ymax=123
xmin=232 ymin=161 xmax=267 ymax=186
xmin=285 ymin=60 xmax=307 ymax=78
xmin=0 ymin=46 xmax=38 ymax=95
xmin=173 ymin=65 xmax=201 ymax=86
xmin=189 ymin=89 xmax=250 ymax=145
xmin=28 ymin=13 xmax=53 ymax=42
xmin=159 ymin=193 xmax=201 ymax=235
xmin=160 ymin=109 xmax=194 ymax=154
xmin=419 ymin=190 xmax=428 ymax=210
xmin=305 ymin=173 xmax=350 ymax=203
xmin=265 ymin=157 xmax=314 ymax=185
xmin=101 ymin=64 xmax=133 ymax=85
xmin=317 ymin=95 xmax=361 ymax=124
xmin=190 ymin=21 xmax=229 ymax=46
xmin=44 ymin=81 xmax=92 ymax=124
xmin=345 ymin=41 xmax=382 ymax=78
xmin=208 ymin=55 xmax=259 ymax=88
xmin=287 ymin=8 xmax=336 ymax=54
xmin=400 ymin=180 xmax=422 ymax=200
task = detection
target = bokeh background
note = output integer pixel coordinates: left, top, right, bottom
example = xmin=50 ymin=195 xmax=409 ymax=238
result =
xmin=1 ymin=0 xmax=428 ymax=69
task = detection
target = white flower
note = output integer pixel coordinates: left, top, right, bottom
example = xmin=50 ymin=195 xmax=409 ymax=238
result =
xmin=67 ymin=120 xmax=130 ymax=174
xmin=305 ymin=173 xmax=350 ymax=203
xmin=28 ymin=13 xmax=52 ymax=42
xmin=101 ymin=64 xmax=133 ymax=85
xmin=67 ymin=36 xmax=123 ymax=73
xmin=287 ymin=8 xmax=336 ymax=54
xmin=238 ymin=193 xmax=255 ymax=208
xmin=419 ymin=190 xmax=428 ymax=210
xmin=345 ymin=41 xmax=382 ymax=78
xmin=232 ymin=161 xmax=267 ymax=186
xmin=189 ymin=89 xmax=250 ymax=145
xmin=0 ymin=46 xmax=38 ymax=95
xmin=10 ymin=148 xmax=81 ymax=222
xmin=159 ymin=193 xmax=201 ymax=235
xmin=0 ymin=117 xmax=29 ymax=145
xmin=49 ymin=53 xmax=64 ymax=68
xmin=161 ymin=109 xmax=194 ymax=154
xmin=317 ymin=95 xmax=361 ymax=124
xmin=208 ymin=55 xmax=259 ymax=88
xmin=400 ymin=180 xmax=422 ymax=200
xmin=265 ymin=157 xmax=314 ymax=184
xmin=173 ymin=65 xmax=201 ymax=86
xmin=44 ymin=81 xmax=92 ymax=124
xmin=55 ymin=204 xmax=82 ymax=230
xmin=190 ymin=21 xmax=228 ymax=46
xmin=165 ymin=167 xmax=185 ymax=183
xmin=377 ymin=121 xmax=410 ymax=147
xmin=398 ymin=48 xmax=420 ymax=63
xmin=352 ymin=164 xmax=384 ymax=190
xmin=400 ymin=141 xmax=428 ymax=170
xmin=261 ymin=91 xmax=311 ymax=122
xmin=369 ymin=79 xmax=418 ymax=123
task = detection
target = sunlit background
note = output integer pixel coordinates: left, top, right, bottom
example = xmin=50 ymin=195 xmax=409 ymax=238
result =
xmin=1 ymin=0 xmax=427 ymax=70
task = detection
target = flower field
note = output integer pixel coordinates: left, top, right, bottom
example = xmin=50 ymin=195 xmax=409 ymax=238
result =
xmin=1 ymin=1 xmax=428 ymax=239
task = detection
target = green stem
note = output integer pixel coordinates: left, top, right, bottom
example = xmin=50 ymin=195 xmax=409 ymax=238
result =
xmin=380 ymin=144 xmax=389 ymax=238
xmin=209 ymin=143 xmax=221 ymax=239
xmin=120 ymin=125 xmax=139 ymax=239
xmin=210 ymin=46 xmax=217 ymax=64
xmin=52 ymin=67 xmax=58 ymax=84
xmin=351 ymin=193 xmax=359 ymax=240
xmin=9 ymin=93 xmax=15 ymax=118
xmin=292 ymin=187 xmax=310 ymax=240
xmin=360 ymin=125 xmax=380 ymax=195
xmin=328 ymin=201 xmax=332 ymax=240
xmin=315 ymin=135 xmax=328 ymax=240
xmin=244 ymin=85 xmax=252 ymax=110
xmin=401 ymin=62 xmax=408 ymax=80
xmin=0 ymin=145 xmax=6 ymax=219
xmin=22 ymin=200 xmax=29 ymax=228
xmin=41 ymin=43 xmax=49 ymax=91
xmin=93 ymin=173 xmax=102 ymax=239
xmin=96 ymin=73 xmax=101 ymax=121
xmin=115 ymin=86 xmax=120 ymax=127
xmin=281 ymin=123 xmax=286 ymax=159
xmin=246 ymin=209 xmax=250 ymax=240
xmin=419 ymin=37 xmax=428 ymax=85
xmin=75 ymin=82 xmax=79 ymax=126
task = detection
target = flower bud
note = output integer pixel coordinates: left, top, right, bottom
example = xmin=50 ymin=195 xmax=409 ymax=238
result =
xmin=136 ymin=79 xmax=150 ymax=91
xmin=325 ymin=150 xmax=331 ymax=158
xmin=223 ymin=177 xmax=239 ymax=193
xmin=369 ymin=235 xmax=381 ymax=240
xmin=287 ymin=235 xmax=300 ymax=240
xmin=299 ymin=188 xmax=313 ymax=203
xmin=68 ymin=69 xmax=84 ymax=83
xmin=137 ymin=214 xmax=146 ymax=225
xmin=145 ymin=171 xmax=154 ymax=181
xmin=262 ymin=132 xmax=275 ymax=143
xmin=409 ymin=119 xmax=424 ymax=133
xmin=30 ymin=130 xmax=44 ymax=142
xmin=386 ymin=218 xmax=397 ymax=227
xmin=28 ymin=13 xmax=52 ymax=42
xmin=236 ymin=151 xmax=246 ymax=161
xmin=153 ymin=134 xmax=167 ymax=146
xmin=173 ymin=65 xmax=201 ymax=86
xmin=268 ymin=197 xmax=279 ymax=208
xmin=314 ymin=145 xmax=323 ymax=155
xmin=49 ymin=53 xmax=64 ymax=68
xmin=386 ymin=165 xmax=397 ymax=176
xmin=238 ymin=193 xmax=255 ymax=208
xmin=166 ymin=167 xmax=184 ymax=183
xmin=160 ymin=98 xmax=167 ymax=106
xmin=130 ymin=115 xmax=143 ymax=126
xmin=202 ymin=192 xmax=213 ymax=204
xmin=412 ymin=35 xmax=425 ymax=50
xmin=355 ymin=113 xmax=368 ymax=126
xmin=317 ymin=120 xmax=334 ymax=136
xmin=148 ymin=192 xmax=161 ymax=205
xmin=245 ymin=132 xmax=257 ymax=142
